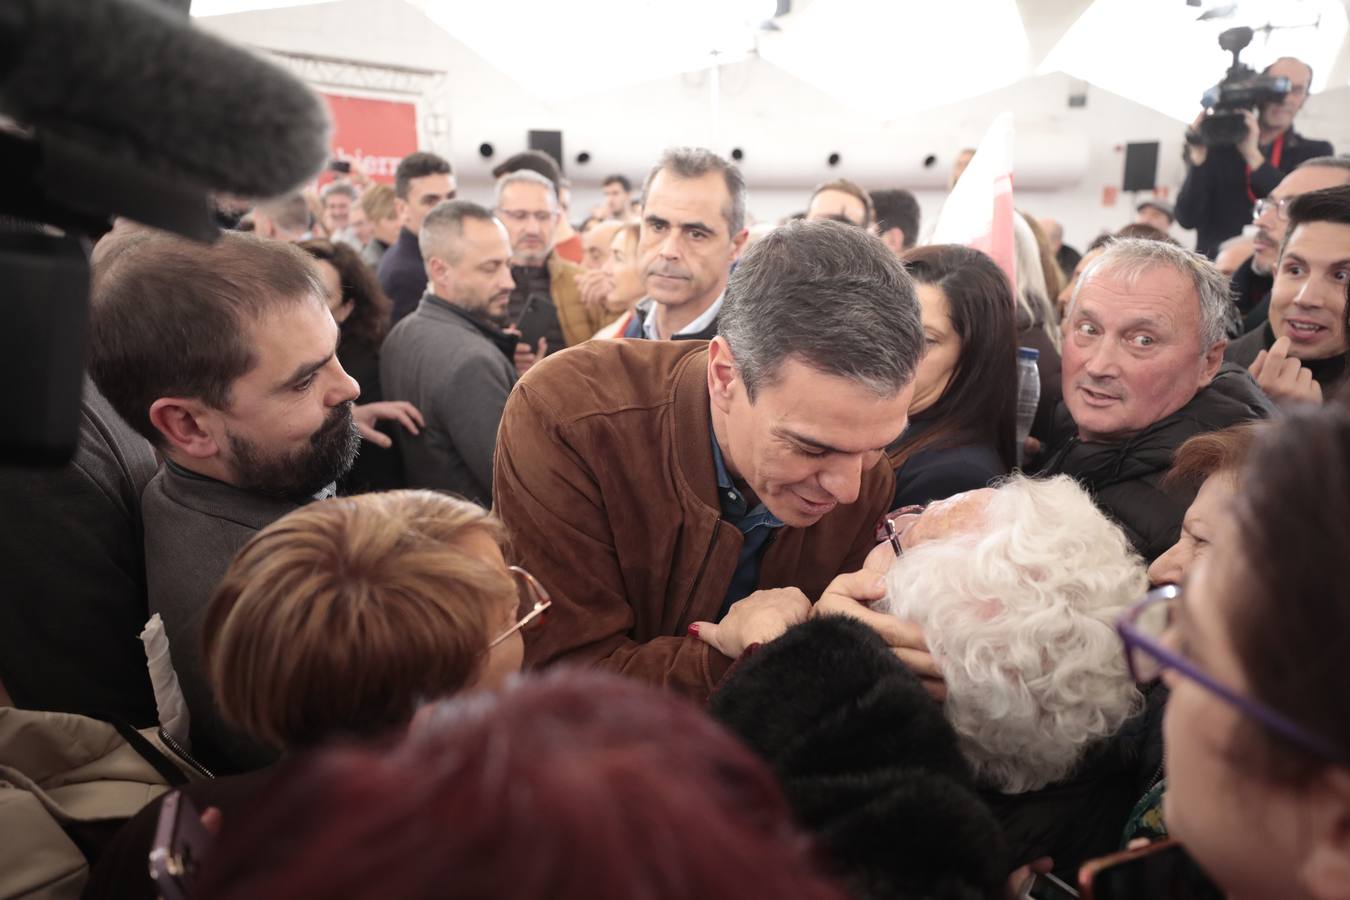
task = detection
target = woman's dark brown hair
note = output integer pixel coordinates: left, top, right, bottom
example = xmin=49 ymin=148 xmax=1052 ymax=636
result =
xmin=1228 ymin=403 xmax=1350 ymax=776
xmin=298 ymin=239 xmax=392 ymax=351
xmin=891 ymin=244 xmax=1018 ymax=470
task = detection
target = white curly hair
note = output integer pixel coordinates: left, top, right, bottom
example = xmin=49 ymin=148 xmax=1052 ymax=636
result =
xmin=878 ymin=475 xmax=1147 ymax=794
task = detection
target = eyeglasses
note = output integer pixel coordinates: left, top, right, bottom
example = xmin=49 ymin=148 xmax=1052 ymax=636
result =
xmin=1252 ymin=196 xmax=1294 ymax=222
xmin=489 ymin=566 xmax=552 ymax=648
xmin=497 ymin=209 xmax=557 ymax=225
xmin=877 ymin=504 xmax=926 ymax=556
xmin=1116 ymin=585 xmax=1345 ymax=764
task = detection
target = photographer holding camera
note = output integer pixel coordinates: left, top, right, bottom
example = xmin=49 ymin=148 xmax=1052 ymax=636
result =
xmin=1176 ymin=41 xmax=1333 ymax=260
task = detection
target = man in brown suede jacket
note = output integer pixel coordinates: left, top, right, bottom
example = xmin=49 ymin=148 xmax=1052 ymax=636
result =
xmin=494 ymin=219 xmax=927 ymax=701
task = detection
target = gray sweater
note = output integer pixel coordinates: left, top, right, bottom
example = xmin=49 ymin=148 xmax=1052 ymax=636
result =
xmin=380 ymin=294 xmax=518 ymax=506
xmin=142 ymin=462 xmax=300 ymax=772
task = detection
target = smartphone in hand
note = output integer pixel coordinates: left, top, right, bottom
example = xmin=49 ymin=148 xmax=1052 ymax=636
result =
xmin=149 ymin=791 xmax=214 ymax=900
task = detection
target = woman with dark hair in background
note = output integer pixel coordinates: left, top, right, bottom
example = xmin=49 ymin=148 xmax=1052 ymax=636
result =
xmin=300 ymin=239 xmax=417 ymax=492
xmin=886 ymin=244 xmax=1017 ymax=509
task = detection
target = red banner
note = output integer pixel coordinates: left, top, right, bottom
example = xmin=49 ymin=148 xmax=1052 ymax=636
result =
xmin=319 ymin=92 xmax=420 ymax=184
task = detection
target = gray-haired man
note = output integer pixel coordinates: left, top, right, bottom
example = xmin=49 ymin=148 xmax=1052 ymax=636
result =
xmin=1033 ymin=238 xmax=1273 ymax=562
xmin=494 ymin=219 xmax=925 ymax=702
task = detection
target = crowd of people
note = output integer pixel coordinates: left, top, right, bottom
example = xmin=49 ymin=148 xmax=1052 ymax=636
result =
xmin=2 ymin=48 xmax=1349 ymax=900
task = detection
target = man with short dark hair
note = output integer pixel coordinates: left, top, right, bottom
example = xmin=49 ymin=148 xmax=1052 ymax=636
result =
xmin=381 ymin=201 xmax=518 ymax=505
xmin=806 ymin=178 xmax=873 ymax=229
xmin=1230 ymin=156 xmax=1350 ymax=332
xmin=379 ymin=151 xmax=455 ymax=324
xmin=1175 ymin=56 xmax=1333 ymax=259
xmin=602 ymin=173 xmax=634 ymax=220
xmin=495 ymin=220 xmax=925 ymax=701
xmin=870 ymin=188 xmax=920 ymax=254
xmin=1034 ymin=239 xmax=1272 ymax=562
xmin=1226 ymin=184 xmax=1350 ymax=406
xmin=624 ymin=147 xmax=749 ymax=341
xmin=88 ymin=231 xmax=363 ymax=772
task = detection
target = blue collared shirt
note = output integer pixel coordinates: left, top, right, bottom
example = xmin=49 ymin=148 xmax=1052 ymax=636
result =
xmin=710 ymin=431 xmax=785 ymax=620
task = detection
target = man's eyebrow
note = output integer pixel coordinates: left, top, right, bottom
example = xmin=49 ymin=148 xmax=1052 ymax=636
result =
xmin=679 ymin=220 xmax=717 ymax=235
xmin=275 ymin=350 xmax=334 ymax=393
xmin=776 ymin=427 xmax=891 ymax=455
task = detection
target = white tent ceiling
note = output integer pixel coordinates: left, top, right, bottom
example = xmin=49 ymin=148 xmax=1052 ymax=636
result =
xmin=196 ymin=0 xmax=1350 ymax=123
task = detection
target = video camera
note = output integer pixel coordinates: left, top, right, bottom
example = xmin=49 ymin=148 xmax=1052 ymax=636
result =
xmin=1195 ymin=27 xmax=1290 ymax=146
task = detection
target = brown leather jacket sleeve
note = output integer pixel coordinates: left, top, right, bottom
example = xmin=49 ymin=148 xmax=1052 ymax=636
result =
xmin=493 ymin=380 xmax=731 ymax=701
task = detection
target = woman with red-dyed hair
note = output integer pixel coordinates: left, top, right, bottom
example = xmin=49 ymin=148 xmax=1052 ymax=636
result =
xmin=191 ymin=671 xmax=848 ymax=900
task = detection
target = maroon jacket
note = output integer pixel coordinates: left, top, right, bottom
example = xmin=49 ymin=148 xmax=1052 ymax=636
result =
xmin=493 ymin=339 xmax=894 ymax=702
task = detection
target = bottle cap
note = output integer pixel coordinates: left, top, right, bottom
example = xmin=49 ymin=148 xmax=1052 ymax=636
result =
xmin=1017 ymin=347 xmax=1040 ymax=360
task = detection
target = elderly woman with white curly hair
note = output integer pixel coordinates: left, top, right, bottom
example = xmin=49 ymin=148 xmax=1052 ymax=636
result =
xmin=871 ymin=475 xmax=1161 ymax=880
xmin=880 ymin=474 xmax=1146 ymax=796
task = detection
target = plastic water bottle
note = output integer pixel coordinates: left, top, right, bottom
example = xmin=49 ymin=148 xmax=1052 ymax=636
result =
xmin=1015 ymin=347 xmax=1041 ymax=469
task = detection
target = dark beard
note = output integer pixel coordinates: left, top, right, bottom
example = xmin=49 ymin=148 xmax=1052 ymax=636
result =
xmin=227 ymin=403 xmax=360 ymax=500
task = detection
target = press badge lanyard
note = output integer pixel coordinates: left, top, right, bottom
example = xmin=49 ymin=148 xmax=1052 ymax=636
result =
xmin=1246 ymin=130 xmax=1286 ymax=204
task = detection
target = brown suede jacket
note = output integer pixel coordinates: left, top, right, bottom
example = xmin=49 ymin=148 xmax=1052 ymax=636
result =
xmin=493 ymin=339 xmax=895 ymax=703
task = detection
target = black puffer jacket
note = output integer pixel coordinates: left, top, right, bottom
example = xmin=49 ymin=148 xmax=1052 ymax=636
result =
xmin=710 ymin=617 xmax=1008 ymax=900
xmin=1033 ymin=363 xmax=1272 ymax=562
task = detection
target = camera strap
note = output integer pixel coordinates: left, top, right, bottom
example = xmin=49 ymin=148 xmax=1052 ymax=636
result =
xmin=1246 ymin=131 xmax=1286 ymax=203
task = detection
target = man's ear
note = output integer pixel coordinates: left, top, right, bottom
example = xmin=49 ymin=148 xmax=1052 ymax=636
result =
xmin=1299 ymin=768 xmax=1350 ymax=900
xmin=148 ymin=398 xmax=222 ymax=460
xmin=707 ymin=336 xmax=739 ymax=414
xmin=425 ymin=255 xmax=450 ymax=292
xmin=1199 ymin=339 xmax=1227 ymax=388
xmin=394 ymin=197 xmax=409 ymax=225
xmin=729 ymin=227 xmax=750 ymax=261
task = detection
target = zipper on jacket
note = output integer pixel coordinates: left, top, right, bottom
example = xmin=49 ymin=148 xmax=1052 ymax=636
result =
xmin=158 ymin=727 xmax=215 ymax=779
xmin=683 ymin=519 xmax=723 ymax=623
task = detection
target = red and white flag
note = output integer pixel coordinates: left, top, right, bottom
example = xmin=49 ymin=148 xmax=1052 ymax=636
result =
xmin=930 ymin=112 xmax=1017 ymax=291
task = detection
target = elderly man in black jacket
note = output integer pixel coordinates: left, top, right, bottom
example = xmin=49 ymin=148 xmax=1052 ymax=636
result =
xmin=1034 ymin=238 xmax=1272 ymax=562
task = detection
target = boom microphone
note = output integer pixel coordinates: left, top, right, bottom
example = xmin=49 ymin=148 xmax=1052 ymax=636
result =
xmin=0 ymin=0 xmax=332 ymax=200
xmin=0 ymin=0 xmax=333 ymax=465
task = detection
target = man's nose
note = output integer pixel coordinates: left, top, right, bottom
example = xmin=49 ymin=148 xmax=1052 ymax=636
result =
xmin=659 ymin=231 xmax=682 ymax=259
xmin=1292 ymin=279 xmax=1328 ymax=310
xmin=817 ymin=454 xmax=865 ymax=506
xmin=1083 ymin=340 xmax=1122 ymax=377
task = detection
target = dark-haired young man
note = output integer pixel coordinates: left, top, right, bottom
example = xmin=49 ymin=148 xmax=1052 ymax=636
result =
xmin=1226 ymin=185 xmax=1350 ymax=406
xmin=871 ymin=188 xmax=921 ymax=254
xmin=89 ymin=231 xmax=363 ymax=772
xmin=602 ymin=173 xmax=634 ymax=221
xmin=379 ymin=151 xmax=455 ymax=324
